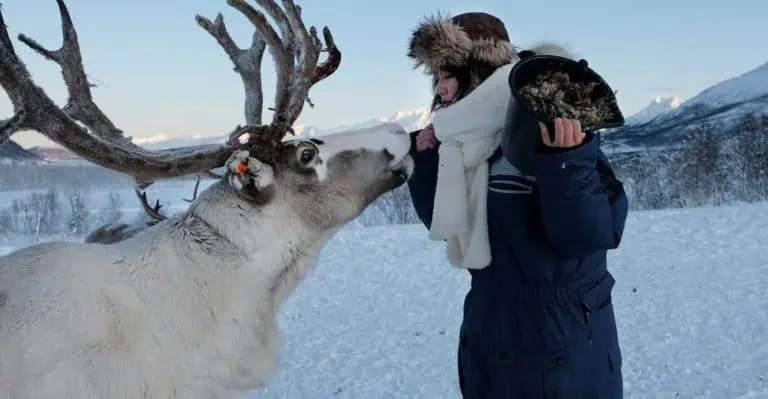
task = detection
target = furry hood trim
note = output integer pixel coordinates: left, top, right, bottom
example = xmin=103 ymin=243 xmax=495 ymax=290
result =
xmin=407 ymin=13 xmax=575 ymax=75
xmin=407 ymin=13 xmax=516 ymax=74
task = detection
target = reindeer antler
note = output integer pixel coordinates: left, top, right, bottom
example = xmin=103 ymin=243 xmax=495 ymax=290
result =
xmin=219 ymin=0 xmax=341 ymax=149
xmin=184 ymin=176 xmax=202 ymax=203
xmin=195 ymin=8 xmax=267 ymax=126
xmin=135 ymin=189 xmax=167 ymax=223
xmin=0 ymin=1 xmax=233 ymax=186
xmin=0 ymin=0 xmax=341 ymax=219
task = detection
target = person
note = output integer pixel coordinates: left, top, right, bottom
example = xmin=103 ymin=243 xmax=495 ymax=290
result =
xmin=405 ymin=12 xmax=629 ymax=398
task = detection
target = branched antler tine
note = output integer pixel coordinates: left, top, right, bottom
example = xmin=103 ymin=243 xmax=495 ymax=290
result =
xmin=248 ymin=1 xmax=290 ymax=125
xmin=270 ymin=0 xmax=316 ymax=126
xmin=0 ymin=1 xmax=236 ymax=181
xmin=0 ymin=7 xmax=15 ymax=52
xmin=35 ymin=113 xmax=232 ymax=180
xmin=228 ymin=0 xmax=294 ymax=131
xmin=196 ymin=12 xmax=266 ymax=125
xmin=243 ymin=31 xmax=267 ymax=125
xmin=280 ymin=1 xmax=303 ymax=36
xmin=0 ymin=9 xmax=30 ymax=110
xmin=304 ymin=26 xmax=341 ymax=109
xmin=183 ymin=176 xmax=202 ymax=203
xmin=16 ymin=34 xmax=57 ymax=62
xmin=17 ymin=0 xmax=128 ymax=146
xmin=134 ymin=189 xmax=166 ymax=222
xmin=253 ymin=0 xmax=294 ymax=48
xmin=281 ymin=0 xmax=319 ymax=71
xmin=0 ymin=110 xmax=27 ymax=144
xmin=312 ymin=27 xmax=341 ymax=85
xmin=195 ymin=13 xmax=243 ymax=65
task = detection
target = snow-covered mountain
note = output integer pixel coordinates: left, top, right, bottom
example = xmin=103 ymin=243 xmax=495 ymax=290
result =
xmin=133 ymin=108 xmax=431 ymax=151
xmin=626 ymin=96 xmax=682 ymax=125
xmin=321 ymin=109 xmax=431 ymax=136
xmin=26 ymin=108 xmax=431 ymax=161
xmin=25 ymin=58 xmax=768 ymax=160
xmin=683 ymin=61 xmax=768 ymax=109
xmin=605 ymin=60 xmax=768 ymax=150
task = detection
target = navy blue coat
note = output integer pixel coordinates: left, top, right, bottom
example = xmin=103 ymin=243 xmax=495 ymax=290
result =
xmin=407 ymin=130 xmax=629 ymax=398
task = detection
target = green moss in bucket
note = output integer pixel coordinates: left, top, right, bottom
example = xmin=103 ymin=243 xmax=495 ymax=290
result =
xmin=519 ymin=71 xmax=617 ymax=130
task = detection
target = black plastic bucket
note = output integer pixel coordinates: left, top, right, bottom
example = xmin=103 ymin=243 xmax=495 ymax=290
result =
xmin=501 ymin=51 xmax=624 ymax=175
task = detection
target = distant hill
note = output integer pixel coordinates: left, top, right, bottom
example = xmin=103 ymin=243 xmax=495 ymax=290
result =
xmin=27 ymin=146 xmax=81 ymax=161
xmin=130 ymin=108 xmax=432 ymax=151
xmin=21 ymin=58 xmax=768 ymax=161
xmin=605 ymin=60 xmax=768 ymax=151
xmin=20 ymin=108 xmax=432 ymax=161
xmin=0 ymin=139 xmax=42 ymax=161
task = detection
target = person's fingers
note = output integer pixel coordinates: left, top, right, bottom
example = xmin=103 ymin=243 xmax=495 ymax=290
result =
xmin=573 ymin=119 xmax=586 ymax=145
xmin=539 ymin=121 xmax=553 ymax=146
xmin=554 ymin=118 xmax=565 ymax=147
xmin=563 ymin=118 xmax=576 ymax=147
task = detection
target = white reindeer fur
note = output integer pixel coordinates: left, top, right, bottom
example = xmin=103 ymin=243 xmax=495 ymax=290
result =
xmin=0 ymin=123 xmax=413 ymax=399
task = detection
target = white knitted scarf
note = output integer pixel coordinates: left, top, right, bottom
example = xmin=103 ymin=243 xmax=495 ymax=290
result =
xmin=428 ymin=63 xmax=514 ymax=269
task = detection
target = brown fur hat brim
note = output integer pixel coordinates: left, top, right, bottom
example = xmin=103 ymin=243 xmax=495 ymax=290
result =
xmin=407 ymin=13 xmax=517 ymax=75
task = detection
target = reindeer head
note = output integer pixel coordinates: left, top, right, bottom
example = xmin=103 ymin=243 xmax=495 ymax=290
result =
xmin=225 ymin=123 xmax=413 ymax=231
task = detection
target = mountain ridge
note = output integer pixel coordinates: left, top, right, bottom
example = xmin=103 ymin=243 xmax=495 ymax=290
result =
xmin=0 ymin=140 xmax=42 ymax=161
xmin=12 ymin=58 xmax=768 ymax=161
xmin=605 ymin=59 xmax=768 ymax=150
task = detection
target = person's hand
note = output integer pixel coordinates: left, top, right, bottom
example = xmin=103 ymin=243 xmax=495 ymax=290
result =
xmin=416 ymin=124 xmax=438 ymax=151
xmin=540 ymin=118 xmax=586 ymax=148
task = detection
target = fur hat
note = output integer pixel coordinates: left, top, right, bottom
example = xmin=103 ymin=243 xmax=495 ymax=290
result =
xmin=407 ymin=12 xmax=518 ymax=77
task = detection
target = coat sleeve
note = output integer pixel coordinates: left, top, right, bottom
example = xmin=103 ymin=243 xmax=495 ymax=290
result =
xmin=406 ymin=131 xmax=440 ymax=229
xmin=530 ymin=133 xmax=629 ymax=257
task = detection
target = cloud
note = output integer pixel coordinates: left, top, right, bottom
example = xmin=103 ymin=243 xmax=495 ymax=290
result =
xmin=647 ymin=85 xmax=680 ymax=93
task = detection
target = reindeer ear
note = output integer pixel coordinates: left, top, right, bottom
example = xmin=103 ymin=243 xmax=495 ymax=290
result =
xmin=226 ymin=151 xmax=275 ymax=193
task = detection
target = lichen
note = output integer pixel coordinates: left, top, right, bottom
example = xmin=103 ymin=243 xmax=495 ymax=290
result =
xmin=519 ymin=71 xmax=617 ymax=130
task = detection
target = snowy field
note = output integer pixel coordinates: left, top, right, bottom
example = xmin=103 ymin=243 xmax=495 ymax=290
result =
xmin=1 ymin=185 xmax=767 ymax=398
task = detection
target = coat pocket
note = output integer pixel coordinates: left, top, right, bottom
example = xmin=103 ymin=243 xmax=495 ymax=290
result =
xmin=579 ymin=272 xmax=615 ymax=314
xmin=599 ymin=345 xmax=624 ymax=398
xmin=578 ymin=274 xmax=624 ymax=397
xmin=608 ymin=344 xmax=622 ymax=373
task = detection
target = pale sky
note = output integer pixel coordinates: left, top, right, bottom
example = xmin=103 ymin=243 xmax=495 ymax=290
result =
xmin=2 ymin=0 xmax=766 ymax=148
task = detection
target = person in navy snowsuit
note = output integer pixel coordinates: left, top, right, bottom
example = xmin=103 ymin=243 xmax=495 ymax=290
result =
xmin=405 ymin=12 xmax=630 ymax=398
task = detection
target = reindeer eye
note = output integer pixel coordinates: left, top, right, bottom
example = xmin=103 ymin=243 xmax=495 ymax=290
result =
xmin=299 ymin=148 xmax=315 ymax=164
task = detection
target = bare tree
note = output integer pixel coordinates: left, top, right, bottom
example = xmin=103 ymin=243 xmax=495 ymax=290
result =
xmin=0 ymin=160 xmax=134 ymax=191
xmin=0 ymin=1 xmax=414 ymax=397
xmin=99 ymin=190 xmax=123 ymax=226
xmin=609 ymin=113 xmax=768 ymax=210
xmin=374 ymin=186 xmax=419 ymax=225
xmin=64 ymin=183 xmax=90 ymax=236
xmin=1 ymin=188 xmax=61 ymax=236
xmin=0 ymin=208 xmax=12 ymax=237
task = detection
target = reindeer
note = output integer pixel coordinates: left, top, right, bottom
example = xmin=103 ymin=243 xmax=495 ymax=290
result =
xmin=0 ymin=1 xmax=413 ymax=397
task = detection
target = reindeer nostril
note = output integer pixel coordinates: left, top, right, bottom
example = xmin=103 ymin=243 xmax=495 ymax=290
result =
xmin=383 ymin=149 xmax=394 ymax=161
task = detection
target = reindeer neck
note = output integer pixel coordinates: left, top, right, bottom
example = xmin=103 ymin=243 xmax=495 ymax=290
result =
xmin=182 ymin=181 xmax=319 ymax=273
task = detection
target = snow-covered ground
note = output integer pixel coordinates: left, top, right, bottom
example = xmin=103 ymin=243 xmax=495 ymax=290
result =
xmin=1 ymin=191 xmax=766 ymax=398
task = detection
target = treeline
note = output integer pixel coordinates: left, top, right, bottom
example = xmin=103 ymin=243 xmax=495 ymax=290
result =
xmin=0 ymin=161 xmax=134 ymax=191
xmin=363 ymin=113 xmax=768 ymax=223
xmin=2 ymin=113 xmax=766 ymax=238
xmin=611 ymin=113 xmax=768 ymax=210
xmin=0 ymin=161 xmax=201 ymax=191
xmin=0 ymin=186 xmax=123 ymax=239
